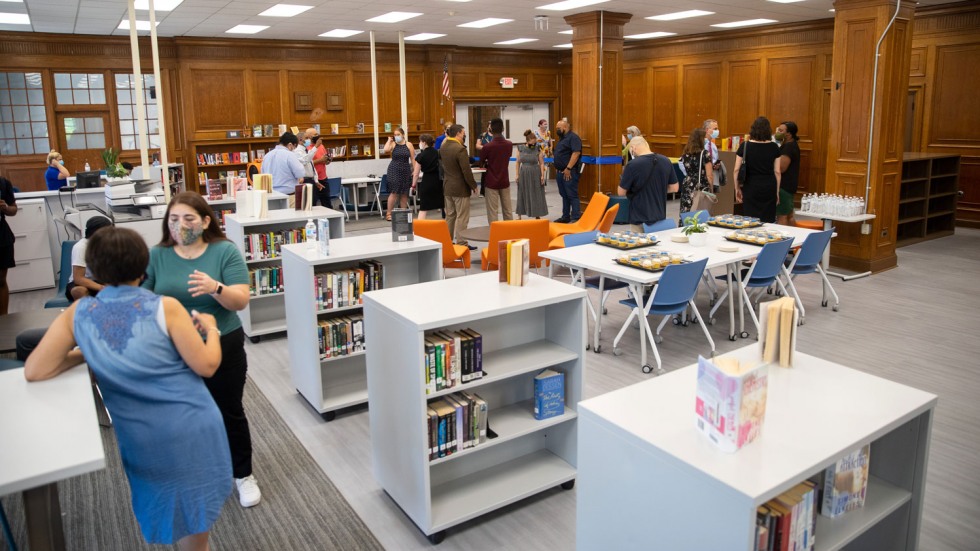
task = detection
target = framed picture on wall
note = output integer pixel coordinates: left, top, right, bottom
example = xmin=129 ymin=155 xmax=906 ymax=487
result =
xmin=295 ymin=91 xmax=313 ymax=111
xmin=327 ymin=93 xmax=343 ymax=111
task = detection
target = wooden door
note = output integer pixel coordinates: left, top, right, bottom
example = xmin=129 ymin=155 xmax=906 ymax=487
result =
xmin=56 ymin=112 xmax=110 ymax=174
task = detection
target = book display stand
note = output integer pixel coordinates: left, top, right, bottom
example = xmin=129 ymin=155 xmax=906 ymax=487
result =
xmin=363 ymin=272 xmax=587 ymax=544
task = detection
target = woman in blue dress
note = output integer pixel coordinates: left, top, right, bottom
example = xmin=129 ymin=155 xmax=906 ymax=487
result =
xmin=383 ymin=127 xmax=416 ymax=221
xmin=25 ymin=227 xmax=231 ymax=551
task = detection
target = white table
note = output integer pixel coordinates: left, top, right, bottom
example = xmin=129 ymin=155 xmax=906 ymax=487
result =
xmin=576 ymin=344 xmax=937 ymax=550
xmin=340 ymin=176 xmax=382 ymax=221
xmin=794 ymin=210 xmax=876 ymax=281
xmin=0 ymin=365 xmax=105 ymax=550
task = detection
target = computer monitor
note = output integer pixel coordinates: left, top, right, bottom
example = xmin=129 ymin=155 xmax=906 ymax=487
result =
xmin=75 ymin=171 xmax=102 ymax=189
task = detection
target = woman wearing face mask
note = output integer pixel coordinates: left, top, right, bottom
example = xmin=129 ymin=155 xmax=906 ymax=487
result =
xmin=383 ymin=127 xmax=416 ymax=221
xmin=775 ymin=121 xmax=800 ymax=226
xmin=621 ymin=126 xmax=642 ymax=164
xmin=733 ymin=116 xmax=781 ymax=223
xmin=46 ymin=149 xmax=70 ymax=191
xmin=143 ymin=192 xmax=262 ymax=509
xmin=516 ymin=129 xmax=548 ymax=219
xmin=412 ymin=134 xmax=442 ymax=219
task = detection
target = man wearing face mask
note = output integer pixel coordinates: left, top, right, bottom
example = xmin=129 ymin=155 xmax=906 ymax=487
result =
xmin=260 ymin=132 xmax=305 ymax=208
xmin=552 ymin=119 xmax=582 ymax=223
xmin=292 ymin=130 xmax=316 ymax=186
xmin=304 ymin=127 xmax=331 ymax=207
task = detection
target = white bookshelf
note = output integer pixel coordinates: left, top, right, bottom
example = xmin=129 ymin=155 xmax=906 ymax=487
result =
xmin=281 ymin=233 xmax=441 ymax=420
xmin=576 ymin=345 xmax=937 ymax=551
xmin=225 ymin=206 xmax=345 ymax=341
xmin=363 ymin=272 xmax=587 ymax=543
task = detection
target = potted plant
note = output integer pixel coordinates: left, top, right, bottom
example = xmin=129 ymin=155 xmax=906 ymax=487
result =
xmin=101 ymin=148 xmax=129 ymax=180
xmin=682 ymin=212 xmax=709 ymax=247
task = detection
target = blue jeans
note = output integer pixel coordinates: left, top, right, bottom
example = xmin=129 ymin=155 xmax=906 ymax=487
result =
xmin=557 ymin=169 xmax=581 ymax=220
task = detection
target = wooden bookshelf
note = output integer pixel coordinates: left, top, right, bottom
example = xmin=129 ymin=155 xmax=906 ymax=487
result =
xmin=280 ymin=233 xmax=441 ymax=420
xmin=364 ymin=272 xmax=587 ymax=543
xmin=897 ymin=153 xmax=960 ymax=247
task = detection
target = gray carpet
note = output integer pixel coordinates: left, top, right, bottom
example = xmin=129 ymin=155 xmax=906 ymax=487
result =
xmin=0 ymin=377 xmax=383 ymax=550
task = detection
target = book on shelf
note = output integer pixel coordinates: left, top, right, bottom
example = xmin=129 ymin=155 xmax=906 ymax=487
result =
xmin=252 ymin=173 xmax=273 ymax=193
xmin=243 ymin=228 xmax=305 ymax=260
xmin=427 ymin=391 xmax=488 ymax=460
xmin=290 ymin=126 xmax=299 ymax=135
xmin=390 ymin=208 xmax=413 ymax=242
xmin=423 ymin=328 xmax=483 ymax=394
xmin=497 ymin=238 xmax=530 ymax=286
xmin=248 ymin=265 xmax=283 ymax=296
xmin=350 ymin=145 xmax=359 ymax=156
xmin=317 ymin=314 xmax=364 ymax=360
xmin=694 ymin=355 xmax=768 ymax=453
xmin=756 ymin=480 xmax=818 ymax=551
xmin=312 ymin=261 xmax=384 ymax=310
xmin=263 ymin=124 xmax=274 ymax=138
xmin=235 ymin=190 xmax=269 ymax=219
xmin=364 ymin=145 xmax=371 ymax=156
xmin=206 ymin=179 xmax=224 ymax=200
xmin=330 ymin=123 xmax=339 ymax=134
xmin=821 ymin=445 xmax=870 ymax=519
xmin=227 ymin=176 xmax=247 ymax=198
xmin=214 ymin=209 xmax=234 ymax=230
xmin=252 ymin=124 xmax=263 ymax=138
xmin=316 ymin=218 xmax=331 ymax=255
xmin=534 ymin=369 xmax=565 ymax=420
xmin=760 ymin=297 xmax=798 ymax=367
xmin=295 ymin=183 xmax=314 ymax=211
xmin=356 ymin=122 xmax=365 ymax=133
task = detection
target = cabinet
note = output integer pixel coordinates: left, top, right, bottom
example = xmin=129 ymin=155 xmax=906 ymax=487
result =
xmin=224 ymin=206 xmax=345 ymax=341
xmin=281 ymin=233 xmax=441 ymax=420
xmin=897 ymin=153 xmax=960 ymax=246
xmin=364 ymin=272 xmax=587 ymax=543
xmin=8 ymin=199 xmax=55 ymax=292
xmin=576 ymin=345 xmax=937 ymax=551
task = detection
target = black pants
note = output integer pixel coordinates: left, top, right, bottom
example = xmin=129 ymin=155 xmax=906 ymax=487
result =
xmin=313 ymin=178 xmax=332 ymax=208
xmin=205 ymin=326 xmax=253 ymax=479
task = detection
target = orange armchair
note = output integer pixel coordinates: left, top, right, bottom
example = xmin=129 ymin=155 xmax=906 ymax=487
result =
xmin=548 ymin=203 xmax=619 ymax=250
xmin=481 ymin=219 xmax=550 ymax=271
xmin=549 ymin=192 xmax=610 ymax=240
xmin=414 ymin=219 xmax=471 ymax=274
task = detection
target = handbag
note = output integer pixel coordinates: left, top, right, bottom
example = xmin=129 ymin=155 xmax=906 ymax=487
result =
xmin=692 ymin=150 xmax=718 ymax=213
xmin=737 ymin=142 xmax=749 ymax=185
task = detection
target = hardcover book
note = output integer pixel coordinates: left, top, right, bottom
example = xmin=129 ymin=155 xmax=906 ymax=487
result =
xmin=534 ymin=369 xmax=565 ymax=420
xmin=391 ymin=208 xmax=413 ymax=242
xmin=497 ymin=239 xmax=530 ymax=286
xmin=206 ymin=179 xmax=223 ymax=200
xmin=822 ymin=445 xmax=870 ymax=518
xmin=694 ymin=355 xmax=768 ymax=453
xmin=295 ymin=183 xmax=314 ymax=211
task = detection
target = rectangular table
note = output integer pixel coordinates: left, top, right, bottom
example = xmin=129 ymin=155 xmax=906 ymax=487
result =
xmin=0 ymin=365 xmax=105 ymax=550
xmin=794 ymin=210 xmax=877 ymax=281
xmin=340 ymin=176 xmax=382 ymax=221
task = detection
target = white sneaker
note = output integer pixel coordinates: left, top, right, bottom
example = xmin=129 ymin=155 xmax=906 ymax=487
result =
xmin=235 ymin=475 xmax=262 ymax=507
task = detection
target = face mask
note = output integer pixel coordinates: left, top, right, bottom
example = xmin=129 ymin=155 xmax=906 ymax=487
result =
xmin=626 ymin=133 xmax=634 ymax=140
xmin=311 ymin=135 xmax=320 ymax=142
xmin=304 ymin=139 xmax=311 ymax=147
xmin=556 ymin=129 xmax=565 ymax=138
xmin=58 ymin=159 xmax=65 ymax=165
xmin=394 ymin=135 xmax=403 ymax=144
xmin=774 ymin=132 xmax=786 ymax=142
xmin=528 ymin=141 xmax=536 ymax=147
xmin=168 ymin=220 xmax=205 ymax=246
xmin=710 ymin=129 xmax=720 ymax=139
xmin=418 ymin=143 xmax=425 ymax=150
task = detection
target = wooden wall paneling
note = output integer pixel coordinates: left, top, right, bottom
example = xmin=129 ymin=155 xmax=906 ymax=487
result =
xmin=559 ymin=70 xmax=573 ymax=120
xmin=928 ymin=44 xmax=980 ymax=145
xmin=766 ymin=56 xmax=814 ymax=141
xmin=727 ymin=60 xmax=762 ymax=140
xmin=285 ymin=70 xmax=350 ymax=129
xmin=247 ymin=70 xmax=282 ymax=129
xmin=452 ymin=71 xmax=481 ymax=93
xmin=835 ymin=18 xmax=877 ymax=164
xmin=650 ymin=66 xmax=677 ymax=137
xmin=530 ymin=71 xmax=559 ymax=94
xmin=680 ymin=63 xmax=721 ymax=136
xmin=351 ymin=71 xmax=375 ymax=130
xmin=188 ymin=68 xmax=246 ymax=136
xmin=622 ymin=67 xmax=650 ymax=135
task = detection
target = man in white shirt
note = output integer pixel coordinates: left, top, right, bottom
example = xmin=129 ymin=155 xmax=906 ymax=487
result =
xmin=65 ymin=215 xmax=112 ymax=302
xmin=260 ymin=132 xmax=304 ymax=208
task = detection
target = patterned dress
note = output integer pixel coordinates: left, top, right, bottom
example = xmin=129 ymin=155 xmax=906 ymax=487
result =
xmin=386 ymin=143 xmax=413 ymax=195
xmin=679 ymin=149 xmax=711 ymax=219
xmin=515 ymin=144 xmax=548 ymax=218
xmin=73 ymin=285 xmax=232 ymax=544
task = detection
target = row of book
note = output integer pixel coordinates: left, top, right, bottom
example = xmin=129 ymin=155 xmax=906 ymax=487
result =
xmin=198 ymin=151 xmax=250 ymax=166
xmin=424 ymin=329 xmax=484 ymax=395
xmin=248 ymin=266 xmax=283 ymax=296
xmin=314 ymin=261 xmax=385 ymax=310
xmin=214 ymin=208 xmax=233 ymax=230
xmin=243 ymin=229 xmax=305 ymax=260
xmin=756 ymin=480 xmax=818 ymax=551
xmin=197 ymin=171 xmax=247 ymax=187
xmin=426 ymin=391 xmax=488 ymax=461
xmin=319 ymin=314 xmax=365 ymax=359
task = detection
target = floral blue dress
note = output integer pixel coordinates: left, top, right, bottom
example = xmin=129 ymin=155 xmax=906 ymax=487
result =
xmin=73 ymin=285 xmax=231 ymax=544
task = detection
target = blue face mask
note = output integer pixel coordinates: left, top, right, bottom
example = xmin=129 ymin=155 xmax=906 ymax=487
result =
xmin=627 ymin=133 xmax=634 ymax=140
xmin=304 ymin=139 xmax=311 ymax=147
xmin=710 ymin=129 xmax=720 ymax=139
xmin=58 ymin=159 xmax=65 ymax=165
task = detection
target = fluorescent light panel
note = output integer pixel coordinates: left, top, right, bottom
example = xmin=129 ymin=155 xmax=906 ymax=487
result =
xmin=118 ymin=19 xmax=158 ymax=30
xmin=558 ymin=29 xmax=572 ymax=34
xmin=0 ymin=0 xmax=23 ymax=3
xmin=537 ymin=0 xmax=608 ymax=11
xmin=134 ymin=0 xmax=183 ymax=10
xmin=458 ymin=18 xmax=512 ymax=28
xmin=259 ymin=4 xmax=314 ymax=17
xmin=0 ymin=13 xmax=29 ymax=24
xmin=647 ymin=10 xmax=714 ymax=21
xmin=625 ymin=31 xmax=676 ymax=39
xmin=494 ymin=38 xmax=537 ymax=45
xmin=226 ymin=24 xmax=269 ymax=34
xmin=320 ymin=29 xmax=363 ymax=38
xmin=711 ymin=19 xmax=777 ymax=28
xmin=767 ymin=0 xmax=805 ymax=3
xmin=554 ymin=43 xmax=573 ymax=48
xmin=405 ymin=33 xmax=445 ymax=41
xmin=367 ymin=11 xmax=423 ymax=23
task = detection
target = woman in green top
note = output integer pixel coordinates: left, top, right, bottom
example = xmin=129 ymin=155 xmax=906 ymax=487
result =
xmin=143 ymin=192 xmax=262 ymax=508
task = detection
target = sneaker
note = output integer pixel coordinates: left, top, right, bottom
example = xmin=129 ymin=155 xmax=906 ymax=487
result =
xmin=467 ymin=244 xmax=478 ymax=251
xmin=554 ymin=216 xmax=570 ymax=223
xmin=235 ymin=475 xmax=262 ymax=507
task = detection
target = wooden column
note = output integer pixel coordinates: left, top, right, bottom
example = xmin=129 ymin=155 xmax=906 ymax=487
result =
xmin=565 ymin=11 xmax=632 ymax=201
xmin=825 ymin=0 xmax=915 ymax=273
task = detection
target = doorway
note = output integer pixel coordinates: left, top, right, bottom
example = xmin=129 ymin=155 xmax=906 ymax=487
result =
xmin=56 ymin=112 xmax=110 ymax=174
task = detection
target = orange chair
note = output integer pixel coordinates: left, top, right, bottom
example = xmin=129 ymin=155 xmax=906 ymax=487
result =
xmin=246 ymin=160 xmax=262 ymax=186
xmin=794 ymin=219 xmax=824 ymax=230
xmin=481 ymin=219 xmax=550 ymax=271
xmin=414 ymin=219 xmax=471 ymax=275
xmin=548 ymin=203 xmax=619 ymax=250
xmin=549 ymin=192 xmax=610 ymax=240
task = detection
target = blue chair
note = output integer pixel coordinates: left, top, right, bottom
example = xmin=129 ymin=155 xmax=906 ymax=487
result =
xmin=561 ymin=231 xmax=628 ymax=353
xmin=326 ymin=177 xmax=349 ymax=221
xmin=44 ymin=240 xmax=77 ymax=309
xmin=647 ymin=217 xmax=717 ymax=302
xmin=708 ymin=238 xmax=796 ymax=337
xmin=679 ymin=210 xmax=709 ymax=225
xmin=377 ymin=175 xmax=390 ymax=217
xmin=783 ymin=229 xmax=838 ymax=323
xmin=643 ymin=219 xmax=678 ymax=233
xmin=613 ymin=257 xmax=714 ymax=374
xmin=0 ymin=358 xmax=25 ymax=372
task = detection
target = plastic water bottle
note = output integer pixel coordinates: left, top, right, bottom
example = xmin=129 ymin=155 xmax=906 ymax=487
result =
xmin=84 ymin=161 xmax=90 ymax=172
xmin=305 ymin=219 xmax=317 ymax=249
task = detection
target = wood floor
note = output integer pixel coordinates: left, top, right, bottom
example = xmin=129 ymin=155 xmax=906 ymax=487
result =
xmin=10 ymin=188 xmax=979 ymax=550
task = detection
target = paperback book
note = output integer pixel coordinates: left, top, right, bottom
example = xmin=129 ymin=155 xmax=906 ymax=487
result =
xmin=534 ymin=369 xmax=565 ymax=420
xmin=497 ymin=238 xmax=530 ymax=286
xmin=390 ymin=208 xmax=413 ymax=242
xmin=821 ymin=445 xmax=870 ymax=518
xmin=694 ymin=355 xmax=768 ymax=452
xmin=759 ymin=297 xmax=798 ymax=367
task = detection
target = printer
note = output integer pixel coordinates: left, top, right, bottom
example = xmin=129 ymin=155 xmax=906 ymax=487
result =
xmin=105 ymin=178 xmax=168 ymax=220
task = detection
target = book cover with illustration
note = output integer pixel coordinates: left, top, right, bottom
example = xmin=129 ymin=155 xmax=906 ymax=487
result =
xmin=694 ymin=355 xmax=768 ymax=452
xmin=534 ymin=369 xmax=565 ymax=420
xmin=821 ymin=445 xmax=870 ymax=518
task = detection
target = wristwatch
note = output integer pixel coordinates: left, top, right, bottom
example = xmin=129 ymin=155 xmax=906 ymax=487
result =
xmin=213 ymin=283 xmax=223 ymax=295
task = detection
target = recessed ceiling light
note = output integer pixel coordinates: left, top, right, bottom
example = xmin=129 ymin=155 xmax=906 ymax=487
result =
xmin=767 ymin=0 xmax=804 ymax=3
xmin=405 ymin=33 xmax=446 ymax=41
xmin=558 ymin=29 xmax=572 ymax=34
xmin=711 ymin=19 xmax=777 ymax=28
xmin=537 ymin=0 xmax=609 ymax=11
xmin=0 ymin=0 xmax=23 ymax=3
xmin=647 ymin=10 xmax=714 ymax=21
xmin=0 ymin=13 xmax=29 ymax=24
xmin=494 ymin=38 xmax=538 ymax=45
xmin=134 ymin=0 xmax=183 ymax=10
xmin=367 ymin=11 xmax=423 ymax=23
xmin=226 ymin=24 xmax=269 ymax=34
xmin=319 ymin=29 xmax=363 ymax=38
xmin=625 ymin=31 xmax=677 ymax=39
xmin=118 ymin=19 xmax=158 ymax=31
xmin=259 ymin=4 xmax=313 ymax=17
xmin=458 ymin=18 xmax=512 ymax=28
xmin=554 ymin=43 xmax=573 ymax=48
xmin=829 ymin=8 xmax=835 ymax=11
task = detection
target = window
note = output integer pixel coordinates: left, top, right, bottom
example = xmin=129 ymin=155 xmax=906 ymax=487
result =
xmin=63 ymin=117 xmax=106 ymax=150
xmin=115 ymin=73 xmax=159 ymax=150
xmin=0 ymin=72 xmax=49 ymax=155
xmin=53 ymin=73 xmax=106 ymax=105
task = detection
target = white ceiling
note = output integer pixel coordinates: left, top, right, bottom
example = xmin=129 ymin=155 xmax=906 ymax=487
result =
xmin=0 ymin=0 xmax=952 ymax=50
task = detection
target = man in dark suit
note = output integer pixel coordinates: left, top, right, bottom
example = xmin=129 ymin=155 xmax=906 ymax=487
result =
xmin=439 ymin=124 xmax=478 ymax=250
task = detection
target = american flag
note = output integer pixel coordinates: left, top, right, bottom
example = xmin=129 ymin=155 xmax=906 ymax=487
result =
xmin=441 ymin=54 xmax=451 ymax=99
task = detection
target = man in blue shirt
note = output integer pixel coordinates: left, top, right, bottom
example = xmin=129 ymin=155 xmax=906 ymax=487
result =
xmin=260 ymin=132 xmax=304 ymax=208
xmin=434 ymin=122 xmax=453 ymax=150
xmin=552 ymin=119 xmax=582 ymax=222
xmin=618 ymin=137 xmax=678 ymax=232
